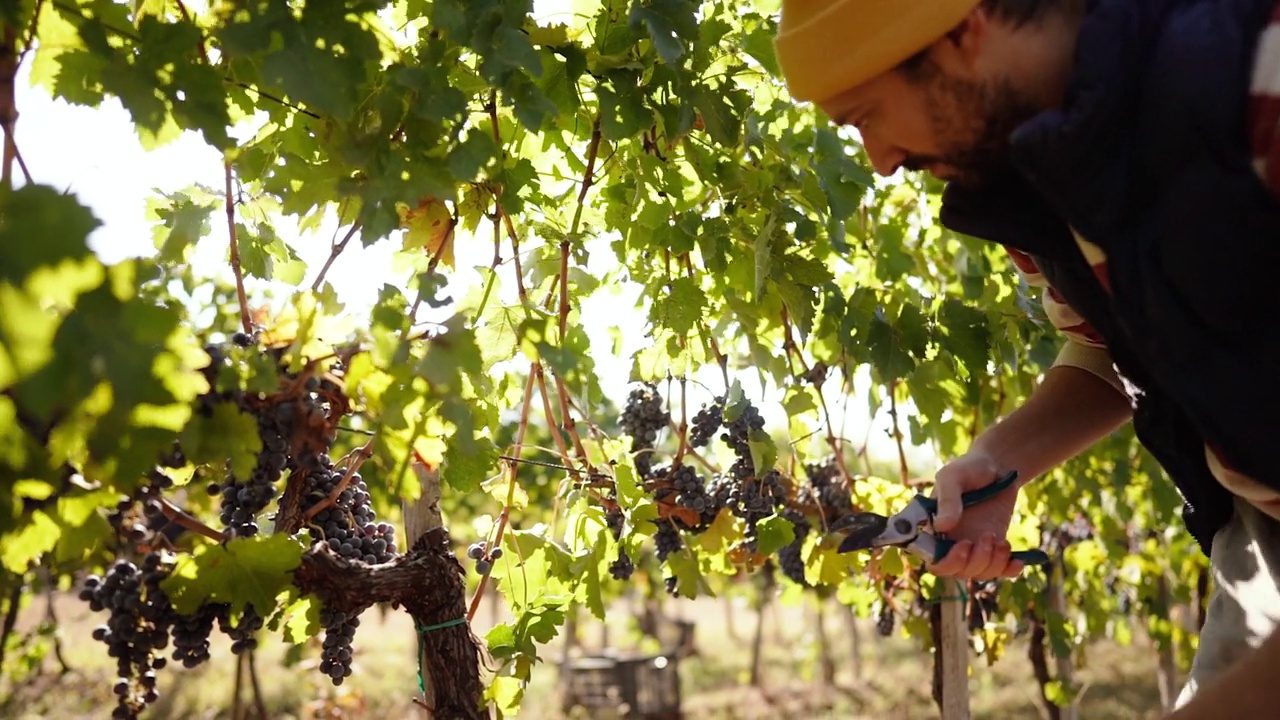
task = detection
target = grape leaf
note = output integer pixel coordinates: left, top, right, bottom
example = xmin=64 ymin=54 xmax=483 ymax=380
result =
xmin=1 ymin=510 xmax=60 ymax=573
xmin=179 ymin=402 xmax=262 ymax=480
xmin=754 ymin=515 xmax=796 ymax=557
xmin=0 ymin=185 xmax=99 ymax=287
xmin=278 ymin=594 xmax=320 ymax=644
xmin=161 ymin=534 xmax=304 ymax=615
xmin=654 ymin=276 xmax=705 ymax=336
xmin=442 ymin=439 xmax=498 ymax=493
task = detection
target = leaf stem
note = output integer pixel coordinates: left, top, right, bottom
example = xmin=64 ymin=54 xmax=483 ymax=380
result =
xmin=781 ymin=308 xmax=856 ymax=489
xmin=888 ymin=380 xmax=910 ymax=484
xmin=467 ymin=371 xmax=536 ymax=621
xmin=310 ymin=222 xmax=361 ymax=292
xmin=302 ymin=436 xmax=376 ymax=523
xmin=158 ymin=497 xmax=227 ymax=542
xmin=224 ymin=161 xmax=253 ymax=335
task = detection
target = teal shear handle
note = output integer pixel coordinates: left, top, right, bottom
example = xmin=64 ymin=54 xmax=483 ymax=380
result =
xmin=911 ymin=471 xmax=1050 ymax=566
xmin=914 ymin=470 xmax=1020 ymax=517
xmin=930 ymin=537 xmax=1051 ymax=566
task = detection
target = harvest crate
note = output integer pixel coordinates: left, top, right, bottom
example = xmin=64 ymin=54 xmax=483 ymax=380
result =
xmin=560 ymin=652 xmax=682 ymax=719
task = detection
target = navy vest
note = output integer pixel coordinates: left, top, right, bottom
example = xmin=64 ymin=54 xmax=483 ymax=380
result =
xmin=940 ymin=0 xmax=1280 ymax=552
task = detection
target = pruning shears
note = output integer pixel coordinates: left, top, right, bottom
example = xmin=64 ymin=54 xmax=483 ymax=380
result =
xmin=835 ymin=471 xmax=1050 ymax=567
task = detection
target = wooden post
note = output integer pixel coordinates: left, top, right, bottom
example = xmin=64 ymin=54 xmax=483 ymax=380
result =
xmin=405 ymin=464 xmax=446 ymax=718
xmin=1155 ymin=574 xmax=1179 ymax=712
xmin=1047 ymin=559 xmax=1079 ymax=720
xmin=844 ymin=604 xmax=863 ymax=682
xmin=938 ymin=578 xmax=970 ymax=720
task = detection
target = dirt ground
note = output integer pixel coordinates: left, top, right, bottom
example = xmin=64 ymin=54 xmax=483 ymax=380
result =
xmin=0 ymin=588 xmax=1171 ymax=719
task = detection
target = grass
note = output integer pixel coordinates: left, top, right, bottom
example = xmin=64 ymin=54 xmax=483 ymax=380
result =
xmin=0 ymin=591 xmax=1173 ymax=719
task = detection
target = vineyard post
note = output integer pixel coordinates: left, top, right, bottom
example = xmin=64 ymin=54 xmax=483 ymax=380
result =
xmin=845 ymin=604 xmax=864 ymax=681
xmin=1155 ymin=572 xmax=1178 ymax=712
xmin=938 ymin=581 xmax=971 ymax=720
xmin=1047 ymin=557 xmax=1078 ymax=720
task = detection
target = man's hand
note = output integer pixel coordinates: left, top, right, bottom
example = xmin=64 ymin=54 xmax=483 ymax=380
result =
xmin=925 ymin=452 xmax=1025 ymax=580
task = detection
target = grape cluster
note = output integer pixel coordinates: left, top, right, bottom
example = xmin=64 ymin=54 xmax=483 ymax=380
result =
xmin=170 ymin=603 xmax=220 ymax=668
xmin=653 ymin=521 xmax=684 ymax=562
xmin=800 ymin=456 xmax=853 ymax=520
xmin=219 ymin=605 xmax=264 ymax=655
xmin=619 ymin=383 xmax=669 ymax=477
xmin=107 ymin=469 xmax=179 ymax=549
xmin=216 ymin=404 xmax=290 ymax=538
xmin=609 ymin=548 xmax=636 ymax=580
xmin=80 ymin=554 xmax=178 ymax=718
xmin=465 ymin=540 xmax=503 ymax=575
xmin=688 ymin=400 xmax=723 ymax=448
xmin=1048 ymin=516 xmax=1093 ymax=550
xmin=876 ymin=603 xmax=895 ymax=637
xmin=721 ymin=402 xmax=765 ymax=469
xmin=777 ymin=509 xmax=811 ymax=586
xmin=304 ymin=461 xmax=398 ymax=566
xmin=319 ymin=606 xmax=359 ymax=685
xmin=727 ymin=470 xmax=786 ymax=552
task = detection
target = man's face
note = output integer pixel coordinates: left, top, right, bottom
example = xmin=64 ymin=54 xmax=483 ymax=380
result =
xmin=819 ymin=52 xmax=1041 ymax=188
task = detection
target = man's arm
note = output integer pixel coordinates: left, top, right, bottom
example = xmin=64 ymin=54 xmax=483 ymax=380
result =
xmin=973 ymin=358 xmax=1133 ymax=488
xmin=929 ymin=355 xmax=1133 ymax=578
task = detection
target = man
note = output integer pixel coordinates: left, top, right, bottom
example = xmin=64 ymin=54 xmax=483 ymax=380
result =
xmin=774 ymin=0 xmax=1280 ymax=715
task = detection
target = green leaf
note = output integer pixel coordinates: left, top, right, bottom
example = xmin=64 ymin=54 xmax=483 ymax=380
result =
xmin=742 ymin=25 xmax=780 ymax=76
xmin=630 ymin=0 xmax=698 ymax=65
xmin=0 ymin=185 xmax=99 ymax=287
xmin=486 ymin=622 xmax=517 ymax=658
xmin=755 ymin=515 xmax=796 ymax=557
xmin=1 ymin=511 xmax=60 ymax=573
xmin=654 ymin=277 xmax=705 ymax=336
xmin=161 ymin=534 xmax=304 ymax=615
xmin=747 ymin=429 xmax=776 ymax=476
xmin=179 ymin=402 xmax=263 ymax=480
xmin=691 ymin=83 xmax=740 ymax=146
xmin=442 ymin=439 xmax=498 ymax=493
xmin=279 ymin=595 xmax=320 ymax=644
xmin=489 ymin=675 xmax=525 ymax=716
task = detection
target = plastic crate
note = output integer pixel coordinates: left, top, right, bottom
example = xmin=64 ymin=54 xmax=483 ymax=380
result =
xmin=561 ymin=652 xmax=682 ymax=719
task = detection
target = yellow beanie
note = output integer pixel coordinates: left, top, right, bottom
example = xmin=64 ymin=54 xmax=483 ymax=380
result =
xmin=775 ymin=0 xmax=982 ymax=104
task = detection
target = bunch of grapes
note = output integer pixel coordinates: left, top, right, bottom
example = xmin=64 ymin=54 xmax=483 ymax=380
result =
xmin=653 ymin=521 xmax=684 ymax=562
xmin=720 ymin=402 xmax=765 ymax=473
xmin=609 ymin=549 xmax=636 ymax=580
xmin=109 ymin=469 xmax=177 ymax=546
xmin=876 ymin=602 xmax=896 ymax=637
xmin=800 ymin=456 xmax=853 ymax=521
xmin=80 ymin=553 xmax=198 ymax=718
xmin=318 ymin=606 xmax=359 ymax=685
xmin=727 ymin=470 xmax=786 ymax=552
xmin=688 ymin=400 xmax=723 ymax=448
xmin=619 ymin=383 xmax=669 ymax=477
xmin=304 ymin=462 xmax=398 ymax=566
xmin=777 ymin=508 xmax=811 ymax=586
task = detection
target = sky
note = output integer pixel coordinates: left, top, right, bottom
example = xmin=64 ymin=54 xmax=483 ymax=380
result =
xmin=11 ymin=0 xmax=930 ymax=474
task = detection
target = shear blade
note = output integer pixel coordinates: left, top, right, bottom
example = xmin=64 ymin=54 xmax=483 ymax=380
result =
xmin=836 ymin=513 xmax=889 ymax=553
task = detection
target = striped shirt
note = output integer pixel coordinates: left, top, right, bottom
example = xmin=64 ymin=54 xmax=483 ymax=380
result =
xmin=1009 ymin=5 xmax=1280 ymax=515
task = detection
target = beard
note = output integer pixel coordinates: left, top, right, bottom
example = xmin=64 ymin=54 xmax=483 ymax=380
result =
xmin=900 ymin=66 xmax=1043 ymax=188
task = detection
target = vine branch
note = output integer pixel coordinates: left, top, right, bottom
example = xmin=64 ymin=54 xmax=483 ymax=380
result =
xmin=310 ymin=222 xmax=361 ymax=292
xmin=224 ymin=161 xmax=253 ymax=335
xmin=467 ymin=371 xmax=537 ymax=621
xmin=887 ymin=380 xmax=910 ymax=484
xmin=781 ymin=308 xmax=856 ymax=489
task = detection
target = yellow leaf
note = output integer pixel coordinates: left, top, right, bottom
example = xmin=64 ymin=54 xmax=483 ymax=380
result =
xmin=397 ymin=197 xmax=455 ymax=268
